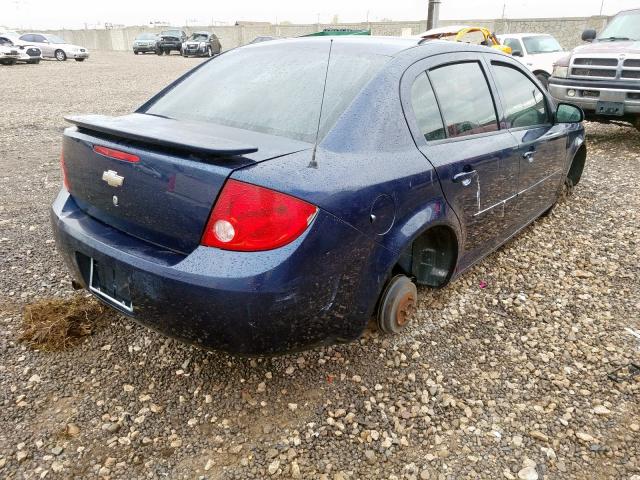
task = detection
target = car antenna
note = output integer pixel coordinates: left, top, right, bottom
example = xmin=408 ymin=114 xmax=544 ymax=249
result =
xmin=309 ymin=39 xmax=334 ymax=169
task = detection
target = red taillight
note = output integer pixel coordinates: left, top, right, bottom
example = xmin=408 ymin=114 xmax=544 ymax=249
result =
xmin=201 ymin=179 xmax=318 ymax=251
xmin=93 ymin=145 xmax=140 ymax=163
xmin=60 ymin=150 xmax=70 ymax=191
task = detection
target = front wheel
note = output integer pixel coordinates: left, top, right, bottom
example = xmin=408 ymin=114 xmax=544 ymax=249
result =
xmin=207 ymin=46 xmax=213 ymax=57
xmin=156 ymin=49 xmax=163 ymax=56
xmin=55 ymin=49 xmax=67 ymax=61
xmin=75 ymin=58 xmax=85 ymax=62
xmin=29 ymin=59 xmax=40 ymax=64
xmin=535 ymin=72 xmax=550 ymax=90
xmin=377 ymin=275 xmax=417 ymax=334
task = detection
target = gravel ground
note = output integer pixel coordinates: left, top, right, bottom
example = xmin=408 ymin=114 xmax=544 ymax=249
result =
xmin=1 ymin=52 xmax=639 ymax=480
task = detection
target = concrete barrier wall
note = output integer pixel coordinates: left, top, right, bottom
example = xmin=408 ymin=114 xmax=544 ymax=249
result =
xmin=35 ymin=16 xmax=611 ymax=52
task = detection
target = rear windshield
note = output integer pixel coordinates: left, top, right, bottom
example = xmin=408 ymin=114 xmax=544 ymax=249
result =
xmin=145 ymin=42 xmax=390 ymax=142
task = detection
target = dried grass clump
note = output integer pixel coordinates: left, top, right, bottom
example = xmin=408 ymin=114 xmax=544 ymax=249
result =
xmin=20 ymin=296 xmax=110 ymax=351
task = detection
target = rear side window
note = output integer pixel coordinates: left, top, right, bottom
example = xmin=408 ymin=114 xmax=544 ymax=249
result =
xmin=491 ymin=62 xmax=549 ymax=128
xmin=20 ymin=34 xmax=33 ymax=41
xmin=428 ymin=62 xmax=499 ymax=138
xmin=410 ymin=73 xmax=445 ymax=141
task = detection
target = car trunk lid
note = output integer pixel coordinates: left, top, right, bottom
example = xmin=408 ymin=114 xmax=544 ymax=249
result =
xmin=62 ymin=113 xmax=310 ymax=254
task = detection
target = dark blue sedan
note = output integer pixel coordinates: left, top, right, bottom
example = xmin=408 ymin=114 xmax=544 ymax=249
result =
xmin=51 ymin=37 xmax=586 ymax=355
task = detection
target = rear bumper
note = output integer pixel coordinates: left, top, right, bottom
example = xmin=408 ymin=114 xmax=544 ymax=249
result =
xmin=51 ymin=190 xmax=379 ymax=355
xmin=549 ymin=77 xmax=640 ymax=116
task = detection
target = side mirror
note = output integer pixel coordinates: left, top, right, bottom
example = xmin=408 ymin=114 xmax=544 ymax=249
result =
xmin=555 ymin=103 xmax=584 ymax=123
xmin=42 ymin=39 xmax=49 ymax=44
xmin=511 ymin=50 xmax=523 ymax=57
xmin=581 ymin=29 xmax=596 ymax=42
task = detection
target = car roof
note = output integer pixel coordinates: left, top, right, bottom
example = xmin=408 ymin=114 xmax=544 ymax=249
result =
xmin=246 ymin=35 xmax=423 ymax=56
xmin=246 ymin=35 xmax=505 ymax=60
xmin=192 ymin=31 xmax=211 ymax=35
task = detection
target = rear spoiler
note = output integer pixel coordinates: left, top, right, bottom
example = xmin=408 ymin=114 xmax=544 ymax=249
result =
xmin=64 ymin=113 xmax=259 ymax=156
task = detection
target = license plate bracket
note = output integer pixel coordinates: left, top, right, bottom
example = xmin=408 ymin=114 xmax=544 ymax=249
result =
xmin=596 ymin=101 xmax=624 ymax=116
xmin=89 ymin=258 xmax=133 ymax=313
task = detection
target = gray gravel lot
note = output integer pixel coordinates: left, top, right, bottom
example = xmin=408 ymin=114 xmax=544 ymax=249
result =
xmin=1 ymin=51 xmax=639 ymax=480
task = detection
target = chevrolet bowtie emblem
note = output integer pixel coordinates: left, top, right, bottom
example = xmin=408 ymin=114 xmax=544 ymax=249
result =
xmin=102 ymin=170 xmax=124 ymax=187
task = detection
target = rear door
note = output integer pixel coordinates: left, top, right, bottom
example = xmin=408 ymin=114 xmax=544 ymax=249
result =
xmin=402 ymin=52 xmax=521 ymax=266
xmin=486 ymin=55 xmax=567 ymax=224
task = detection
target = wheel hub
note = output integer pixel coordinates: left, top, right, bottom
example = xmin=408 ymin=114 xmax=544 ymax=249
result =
xmin=396 ymin=292 xmax=416 ymax=327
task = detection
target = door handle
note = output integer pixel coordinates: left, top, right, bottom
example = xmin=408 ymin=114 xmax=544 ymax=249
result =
xmin=453 ymin=170 xmax=477 ymax=187
xmin=522 ymin=150 xmax=535 ymax=163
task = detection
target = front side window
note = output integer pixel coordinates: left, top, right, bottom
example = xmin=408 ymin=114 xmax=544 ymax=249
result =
xmin=492 ymin=62 xmax=549 ymax=128
xmin=146 ymin=43 xmax=390 ymax=142
xmin=44 ymin=35 xmax=66 ymax=44
xmin=410 ymin=73 xmax=445 ymax=141
xmin=503 ymin=38 xmax=524 ymax=54
xmin=428 ymin=62 xmax=499 ymax=138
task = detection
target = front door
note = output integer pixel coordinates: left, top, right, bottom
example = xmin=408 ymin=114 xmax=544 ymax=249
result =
xmin=487 ymin=56 xmax=567 ymax=224
xmin=403 ymin=53 xmax=521 ymax=268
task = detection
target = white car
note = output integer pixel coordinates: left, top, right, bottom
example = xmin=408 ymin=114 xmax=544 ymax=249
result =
xmin=0 ymin=44 xmax=20 ymax=65
xmin=497 ymin=33 xmax=568 ymax=89
xmin=18 ymin=33 xmax=89 ymax=61
xmin=0 ymin=32 xmax=42 ymax=64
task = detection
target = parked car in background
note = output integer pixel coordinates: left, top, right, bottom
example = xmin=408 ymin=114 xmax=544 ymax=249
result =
xmin=0 ymin=33 xmax=42 ymax=64
xmin=249 ymin=36 xmax=276 ymax=44
xmin=549 ymin=8 xmax=640 ymax=130
xmin=132 ymin=33 xmax=158 ymax=54
xmin=417 ymin=25 xmax=512 ymax=54
xmin=0 ymin=43 xmax=20 ymax=65
xmin=156 ymin=29 xmax=187 ymax=55
xmin=52 ymin=37 xmax=586 ymax=355
xmin=181 ymin=32 xmax=221 ymax=57
xmin=19 ymin=33 xmax=89 ymax=61
xmin=497 ymin=33 xmax=567 ymax=88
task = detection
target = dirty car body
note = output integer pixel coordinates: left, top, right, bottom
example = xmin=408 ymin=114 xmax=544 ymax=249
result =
xmin=51 ymin=37 xmax=586 ymax=355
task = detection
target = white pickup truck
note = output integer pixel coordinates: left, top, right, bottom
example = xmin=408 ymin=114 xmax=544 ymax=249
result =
xmin=497 ymin=33 xmax=568 ymax=89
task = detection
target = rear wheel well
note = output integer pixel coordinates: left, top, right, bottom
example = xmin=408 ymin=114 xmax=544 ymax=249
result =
xmin=396 ymin=226 xmax=458 ymax=287
xmin=568 ymin=143 xmax=587 ymax=186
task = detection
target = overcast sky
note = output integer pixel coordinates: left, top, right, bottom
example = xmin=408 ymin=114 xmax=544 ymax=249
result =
xmin=3 ymin=0 xmax=638 ymax=30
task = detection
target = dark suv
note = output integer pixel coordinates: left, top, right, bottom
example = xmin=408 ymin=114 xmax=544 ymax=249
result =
xmin=156 ymin=29 xmax=187 ymax=55
xmin=548 ymin=9 xmax=640 ymax=130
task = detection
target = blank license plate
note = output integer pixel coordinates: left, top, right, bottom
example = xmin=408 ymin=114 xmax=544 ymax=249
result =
xmin=89 ymin=258 xmax=133 ymax=312
xmin=596 ymin=101 xmax=624 ymax=116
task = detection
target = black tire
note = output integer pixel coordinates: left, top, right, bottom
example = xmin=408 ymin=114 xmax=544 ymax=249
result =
xmin=164 ymin=48 xmax=170 ymax=55
xmin=75 ymin=58 xmax=85 ymax=62
xmin=377 ymin=275 xmax=417 ymax=334
xmin=207 ymin=46 xmax=213 ymax=57
xmin=134 ymin=50 xmax=139 ymax=55
xmin=28 ymin=59 xmax=40 ymax=64
xmin=0 ymin=59 xmax=16 ymax=65
xmin=156 ymin=49 xmax=163 ymax=55
xmin=55 ymin=49 xmax=67 ymax=61
xmin=535 ymin=72 xmax=550 ymax=90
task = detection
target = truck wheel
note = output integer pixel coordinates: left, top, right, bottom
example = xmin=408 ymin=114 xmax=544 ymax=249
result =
xmin=535 ymin=72 xmax=550 ymax=90
xmin=75 ymin=58 xmax=85 ymax=62
xmin=377 ymin=275 xmax=417 ymax=334
xmin=55 ymin=49 xmax=67 ymax=61
xmin=156 ymin=49 xmax=163 ymax=55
